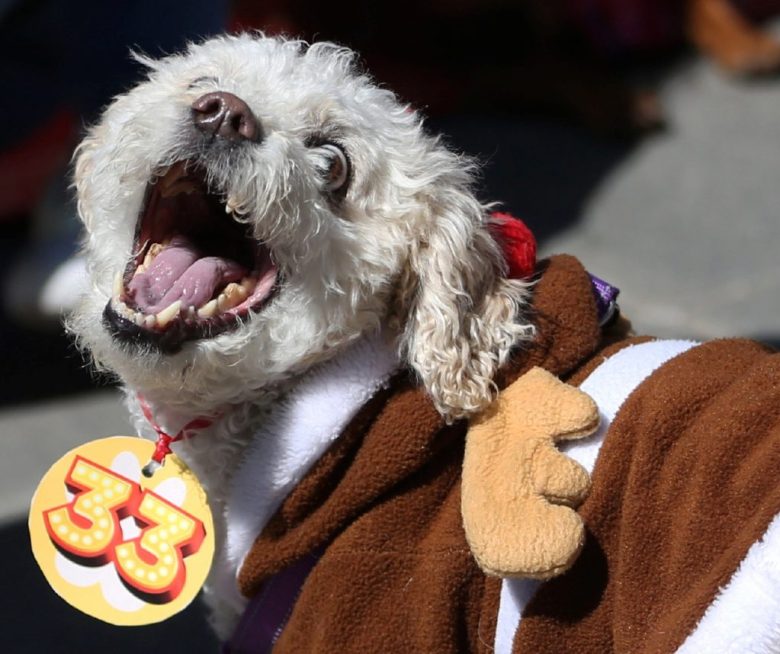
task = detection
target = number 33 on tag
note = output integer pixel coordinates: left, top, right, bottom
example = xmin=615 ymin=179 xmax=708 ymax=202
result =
xmin=28 ymin=436 xmax=214 ymax=626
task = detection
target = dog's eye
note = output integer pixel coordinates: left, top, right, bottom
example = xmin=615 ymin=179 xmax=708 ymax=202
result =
xmin=314 ymin=143 xmax=350 ymax=194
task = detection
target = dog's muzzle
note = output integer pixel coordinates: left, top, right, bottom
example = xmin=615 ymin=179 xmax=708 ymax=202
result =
xmin=104 ymin=95 xmax=278 ymax=353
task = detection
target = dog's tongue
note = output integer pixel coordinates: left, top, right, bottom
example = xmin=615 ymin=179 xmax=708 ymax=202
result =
xmin=129 ymin=236 xmax=246 ymax=314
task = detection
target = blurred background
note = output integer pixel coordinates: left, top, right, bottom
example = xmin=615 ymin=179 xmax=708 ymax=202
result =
xmin=1 ymin=0 xmax=778 ymax=650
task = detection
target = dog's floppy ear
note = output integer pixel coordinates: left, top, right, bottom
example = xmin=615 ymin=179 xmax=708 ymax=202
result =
xmin=395 ymin=172 xmax=534 ymax=422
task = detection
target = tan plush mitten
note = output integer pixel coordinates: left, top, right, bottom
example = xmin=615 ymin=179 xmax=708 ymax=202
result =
xmin=462 ymin=367 xmax=599 ymax=579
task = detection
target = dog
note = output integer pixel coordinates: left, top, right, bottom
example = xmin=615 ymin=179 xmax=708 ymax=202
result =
xmin=70 ymin=31 xmax=532 ymax=635
xmin=70 ymin=33 xmax=780 ymax=653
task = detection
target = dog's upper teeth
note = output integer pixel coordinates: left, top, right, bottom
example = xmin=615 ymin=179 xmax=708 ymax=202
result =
xmin=156 ymin=300 xmax=182 ymax=327
xmin=159 ymin=175 xmax=177 ymax=195
xmin=136 ymin=242 xmax=166 ymax=275
xmin=144 ymin=243 xmax=164 ymax=266
xmin=225 ymin=197 xmax=248 ymax=217
xmin=160 ymin=185 xmax=178 ymax=198
xmin=160 ymin=179 xmax=196 ymax=199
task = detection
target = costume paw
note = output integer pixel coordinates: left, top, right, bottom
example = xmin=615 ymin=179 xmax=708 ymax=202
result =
xmin=462 ymin=367 xmax=599 ymax=579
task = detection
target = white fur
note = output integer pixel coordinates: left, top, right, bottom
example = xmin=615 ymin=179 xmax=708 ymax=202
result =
xmin=207 ymin=329 xmax=399 ymax=634
xmin=69 ymin=33 xmax=533 ymax=634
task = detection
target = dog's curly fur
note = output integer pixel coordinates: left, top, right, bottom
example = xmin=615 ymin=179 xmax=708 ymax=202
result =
xmin=69 ymin=33 xmax=534 ymax=632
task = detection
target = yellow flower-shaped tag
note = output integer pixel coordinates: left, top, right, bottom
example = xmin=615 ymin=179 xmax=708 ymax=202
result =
xmin=29 ymin=436 xmax=214 ymax=626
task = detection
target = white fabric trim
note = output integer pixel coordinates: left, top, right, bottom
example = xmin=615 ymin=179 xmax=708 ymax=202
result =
xmin=675 ymin=512 xmax=780 ymax=654
xmin=212 ymin=330 xmax=401 ymax=613
xmin=494 ymin=339 xmax=699 ymax=654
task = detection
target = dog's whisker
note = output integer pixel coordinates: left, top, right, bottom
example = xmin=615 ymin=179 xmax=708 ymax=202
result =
xmin=113 ymin=271 xmax=123 ymax=299
xmin=131 ymin=238 xmax=151 ymax=260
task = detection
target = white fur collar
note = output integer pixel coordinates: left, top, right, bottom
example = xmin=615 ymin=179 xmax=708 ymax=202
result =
xmin=209 ymin=329 xmax=401 ymax=616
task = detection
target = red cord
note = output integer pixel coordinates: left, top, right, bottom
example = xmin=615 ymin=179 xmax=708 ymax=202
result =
xmin=138 ymin=395 xmax=216 ymax=464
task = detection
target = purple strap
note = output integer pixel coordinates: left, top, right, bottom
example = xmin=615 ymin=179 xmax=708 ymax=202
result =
xmin=589 ymin=273 xmax=620 ymax=326
xmin=222 ymin=551 xmax=321 ymax=654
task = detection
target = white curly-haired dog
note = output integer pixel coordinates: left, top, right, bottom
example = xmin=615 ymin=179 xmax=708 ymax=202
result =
xmin=70 ymin=33 xmax=533 ymax=635
xmin=67 ymin=32 xmax=780 ymax=654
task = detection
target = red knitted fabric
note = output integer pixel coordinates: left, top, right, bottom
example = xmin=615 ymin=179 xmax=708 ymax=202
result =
xmin=489 ymin=212 xmax=537 ymax=280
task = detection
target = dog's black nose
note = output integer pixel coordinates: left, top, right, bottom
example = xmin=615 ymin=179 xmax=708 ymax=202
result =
xmin=191 ymin=91 xmax=262 ymax=142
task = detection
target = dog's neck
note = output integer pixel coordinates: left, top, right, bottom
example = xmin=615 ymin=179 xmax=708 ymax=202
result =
xmin=122 ymin=337 xmax=389 ymax=497
xmin=125 ymin=382 xmax=278 ymax=504
xmin=122 ymin=329 xmax=402 ymax=634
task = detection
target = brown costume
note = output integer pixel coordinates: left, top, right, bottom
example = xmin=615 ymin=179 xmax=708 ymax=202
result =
xmin=235 ymin=254 xmax=780 ymax=653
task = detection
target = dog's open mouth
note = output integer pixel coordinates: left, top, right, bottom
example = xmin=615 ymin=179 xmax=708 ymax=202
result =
xmin=104 ymin=161 xmax=278 ymax=352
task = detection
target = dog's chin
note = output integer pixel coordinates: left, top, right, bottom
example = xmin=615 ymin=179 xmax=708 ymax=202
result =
xmin=103 ymin=161 xmax=280 ymax=354
xmin=75 ymin=292 xmax=285 ymax=408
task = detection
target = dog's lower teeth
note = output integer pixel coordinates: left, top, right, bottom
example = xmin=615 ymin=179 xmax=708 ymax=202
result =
xmin=144 ymin=315 xmax=157 ymax=329
xmin=134 ymin=313 xmax=145 ymax=327
xmin=197 ymin=299 xmax=218 ymax=319
xmin=241 ymin=276 xmax=256 ymax=293
xmin=229 ymin=281 xmax=248 ymax=299
xmin=217 ymin=283 xmax=248 ymax=312
xmin=156 ymin=300 xmax=182 ymax=327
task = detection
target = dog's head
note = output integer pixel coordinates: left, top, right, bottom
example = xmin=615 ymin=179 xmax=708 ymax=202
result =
xmin=71 ymin=33 xmax=532 ymax=418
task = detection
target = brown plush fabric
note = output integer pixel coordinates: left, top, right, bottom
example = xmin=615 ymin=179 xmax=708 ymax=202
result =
xmin=514 ymin=338 xmax=780 ymax=653
xmin=497 ymin=255 xmax=603 ymax=390
xmin=237 ymin=254 xmax=605 ymax=653
xmin=236 ymin=252 xmax=780 ymax=653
